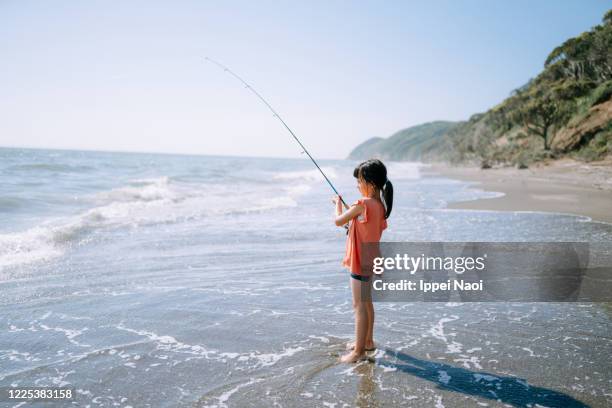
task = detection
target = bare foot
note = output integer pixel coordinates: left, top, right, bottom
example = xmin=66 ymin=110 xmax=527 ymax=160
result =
xmin=346 ymin=341 xmax=376 ymax=351
xmin=339 ymin=351 xmax=367 ymax=363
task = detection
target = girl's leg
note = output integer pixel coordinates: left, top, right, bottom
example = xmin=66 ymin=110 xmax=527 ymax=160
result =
xmin=347 ymin=296 xmax=376 ymax=350
xmin=340 ymin=277 xmax=369 ymax=363
xmin=365 ymin=300 xmax=375 ymax=349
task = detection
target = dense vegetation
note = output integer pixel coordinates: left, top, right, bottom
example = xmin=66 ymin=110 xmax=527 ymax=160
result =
xmin=349 ymin=10 xmax=612 ymax=166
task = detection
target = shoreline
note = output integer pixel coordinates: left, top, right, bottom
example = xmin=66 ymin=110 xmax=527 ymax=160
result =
xmin=427 ymin=158 xmax=612 ymax=225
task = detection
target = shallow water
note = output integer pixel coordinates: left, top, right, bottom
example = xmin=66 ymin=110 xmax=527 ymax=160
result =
xmin=1 ymin=148 xmax=611 ymax=407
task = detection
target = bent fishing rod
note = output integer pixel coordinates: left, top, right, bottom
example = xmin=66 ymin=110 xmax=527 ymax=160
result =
xmin=204 ymin=57 xmax=348 ymax=210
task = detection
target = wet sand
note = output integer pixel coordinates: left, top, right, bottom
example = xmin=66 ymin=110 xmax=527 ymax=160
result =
xmin=428 ymin=158 xmax=612 ymax=225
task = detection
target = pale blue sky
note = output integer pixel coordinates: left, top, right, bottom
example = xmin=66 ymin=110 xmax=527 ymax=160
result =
xmin=0 ymin=1 xmax=609 ymax=158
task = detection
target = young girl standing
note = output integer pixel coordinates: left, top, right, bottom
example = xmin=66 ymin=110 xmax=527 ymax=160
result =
xmin=333 ymin=159 xmax=393 ymax=363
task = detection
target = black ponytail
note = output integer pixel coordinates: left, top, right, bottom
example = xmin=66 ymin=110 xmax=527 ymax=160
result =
xmin=382 ymin=179 xmax=393 ymax=219
xmin=353 ymin=159 xmax=393 ymax=219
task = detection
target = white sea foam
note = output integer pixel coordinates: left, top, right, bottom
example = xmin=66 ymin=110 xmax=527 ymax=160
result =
xmin=95 ymin=176 xmax=176 ymax=202
xmin=0 ymin=179 xmax=176 ymax=271
xmin=243 ymin=346 xmax=305 ymax=368
xmin=208 ymin=377 xmax=263 ymax=408
xmin=39 ymin=324 xmax=90 ymax=347
xmin=427 ymin=315 xmax=463 ymax=354
xmin=0 ymin=175 xmax=307 ymax=271
xmin=115 ymin=323 xmax=303 ymax=370
xmin=0 ymin=211 xmax=104 ymax=272
xmin=115 ymin=323 xmax=217 ymax=358
xmin=428 ymin=316 xmax=459 ymax=342
xmin=454 ymin=355 xmax=483 ymax=370
xmin=308 ymin=335 xmax=330 ymax=344
xmin=0 ymin=227 xmax=64 ymax=271
xmin=1 ymin=349 xmax=41 ymax=363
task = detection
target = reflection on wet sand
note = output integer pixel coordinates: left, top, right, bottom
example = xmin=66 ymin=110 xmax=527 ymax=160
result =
xmin=355 ymin=362 xmax=379 ymax=408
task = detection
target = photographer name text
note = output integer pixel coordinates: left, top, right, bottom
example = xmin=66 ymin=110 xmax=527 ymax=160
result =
xmin=373 ymin=279 xmax=484 ymax=293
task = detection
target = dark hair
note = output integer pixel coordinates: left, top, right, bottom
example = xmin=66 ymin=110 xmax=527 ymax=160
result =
xmin=353 ymin=159 xmax=393 ymax=219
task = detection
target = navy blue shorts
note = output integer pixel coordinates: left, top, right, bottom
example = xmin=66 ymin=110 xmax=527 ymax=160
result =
xmin=350 ymin=273 xmax=370 ymax=282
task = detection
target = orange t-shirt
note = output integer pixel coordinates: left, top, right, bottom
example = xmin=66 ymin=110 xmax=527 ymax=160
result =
xmin=342 ymin=197 xmax=387 ymax=276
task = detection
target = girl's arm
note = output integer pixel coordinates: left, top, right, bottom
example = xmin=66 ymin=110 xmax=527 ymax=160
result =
xmin=333 ymin=196 xmax=364 ymax=227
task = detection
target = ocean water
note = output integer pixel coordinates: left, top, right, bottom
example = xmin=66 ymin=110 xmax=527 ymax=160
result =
xmin=1 ymin=147 xmax=611 ymax=407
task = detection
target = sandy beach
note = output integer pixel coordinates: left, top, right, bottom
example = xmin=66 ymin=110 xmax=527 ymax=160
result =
xmin=429 ymin=158 xmax=612 ymax=225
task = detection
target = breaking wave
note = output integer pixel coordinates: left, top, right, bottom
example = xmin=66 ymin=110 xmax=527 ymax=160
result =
xmin=0 ymin=173 xmax=314 ymax=271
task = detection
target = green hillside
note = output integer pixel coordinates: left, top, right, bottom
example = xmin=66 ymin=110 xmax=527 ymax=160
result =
xmin=348 ymin=121 xmax=457 ymax=161
xmin=349 ymin=10 xmax=612 ymax=166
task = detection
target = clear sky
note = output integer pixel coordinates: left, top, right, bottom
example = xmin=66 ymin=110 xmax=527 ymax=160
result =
xmin=0 ymin=1 xmax=609 ymax=159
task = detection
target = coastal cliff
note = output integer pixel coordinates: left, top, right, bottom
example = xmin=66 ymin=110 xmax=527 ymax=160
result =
xmin=349 ymin=10 xmax=612 ymax=167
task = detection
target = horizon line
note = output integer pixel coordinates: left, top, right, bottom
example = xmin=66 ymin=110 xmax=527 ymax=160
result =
xmin=0 ymin=144 xmax=350 ymax=162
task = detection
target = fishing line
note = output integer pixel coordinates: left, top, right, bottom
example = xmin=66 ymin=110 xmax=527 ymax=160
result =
xmin=204 ymin=57 xmax=348 ymax=210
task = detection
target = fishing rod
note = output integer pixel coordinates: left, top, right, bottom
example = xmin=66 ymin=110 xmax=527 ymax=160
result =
xmin=204 ymin=57 xmax=349 ymax=210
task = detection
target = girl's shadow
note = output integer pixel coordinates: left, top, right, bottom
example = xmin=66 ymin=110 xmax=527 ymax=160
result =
xmin=379 ymin=348 xmax=589 ymax=408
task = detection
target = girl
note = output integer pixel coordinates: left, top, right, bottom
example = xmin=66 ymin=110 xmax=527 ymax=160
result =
xmin=333 ymin=159 xmax=393 ymax=363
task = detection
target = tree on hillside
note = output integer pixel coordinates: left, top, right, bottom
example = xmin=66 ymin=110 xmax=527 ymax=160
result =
xmin=604 ymin=9 xmax=612 ymax=25
xmin=512 ymin=95 xmax=573 ymax=150
xmin=544 ymin=10 xmax=612 ymax=82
